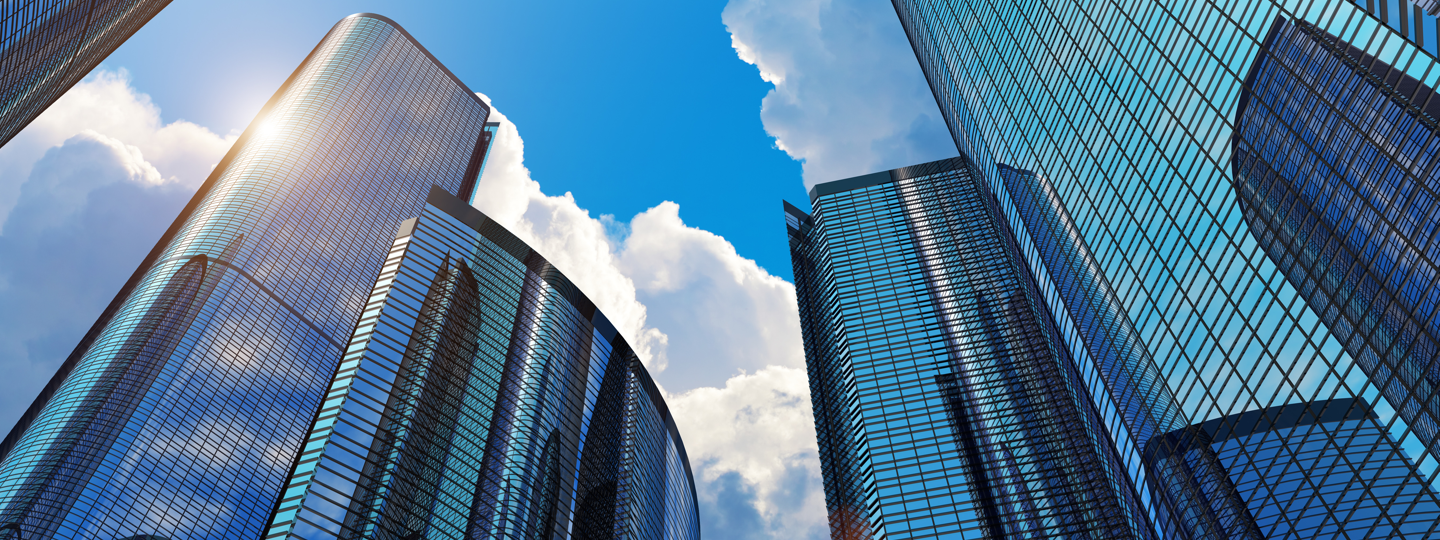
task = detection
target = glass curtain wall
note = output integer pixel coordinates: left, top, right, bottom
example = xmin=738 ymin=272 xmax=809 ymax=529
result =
xmin=265 ymin=188 xmax=700 ymax=540
xmin=885 ymin=0 xmax=1440 ymax=538
xmin=787 ymin=158 xmax=1151 ymax=540
xmin=0 ymin=14 xmax=492 ymax=540
xmin=0 ymin=0 xmax=173 ymax=148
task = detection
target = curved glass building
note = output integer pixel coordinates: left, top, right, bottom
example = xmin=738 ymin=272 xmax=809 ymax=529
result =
xmin=787 ymin=0 xmax=1440 ymax=538
xmin=265 ymin=187 xmax=699 ymax=540
xmin=0 ymin=0 xmax=172 ymax=149
xmin=1165 ymin=397 xmax=1440 ymax=537
xmin=0 ymin=13 xmax=496 ymax=539
xmin=1234 ymin=16 xmax=1440 ymax=467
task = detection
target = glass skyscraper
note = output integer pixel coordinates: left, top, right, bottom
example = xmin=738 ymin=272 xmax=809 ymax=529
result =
xmin=0 ymin=0 xmax=172 ymax=148
xmin=1 ymin=12 xmax=698 ymax=540
xmin=787 ymin=0 xmax=1440 ymax=538
xmin=1 ymin=13 xmax=478 ymax=539
xmin=0 ymin=10 xmax=698 ymax=540
xmin=792 ymin=155 xmax=1440 ymax=539
xmin=265 ymin=187 xmax=698 ymax=540
xmin=787 ymin=158 xmax=1153 ymax=539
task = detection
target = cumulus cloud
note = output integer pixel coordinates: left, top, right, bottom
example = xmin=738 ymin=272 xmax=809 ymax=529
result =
xmin=473 ymin=94 xmax=805 ymax=390
xmin=0 ymin=132 xmax=206 ymax=425
xmin=0 ymin=72 xmax=233 ymax=427
xmin=471 ymin=95 xmax=820 ymax=538
xmin=469 ymin=99 xmax=670 ymax=372
xmin=669 ymin=366 xmax=827 ymax=539
xmin=0 ymin=69 xmax=236 ymax=226
xmin=722 ymin=0 xmax=957 ymax=187
xmin=617 ymin=205 xmax=804 ymax=390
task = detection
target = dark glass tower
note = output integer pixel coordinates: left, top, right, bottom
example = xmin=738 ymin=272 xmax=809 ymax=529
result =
xmin=0 ymin=0 xmax=172 ymax=149
xmin=1233 ymin=16 xmax=1440 ymax=462
xmin=787 ymin=157 xmax=1150 ymax=540
xmin=0 ymin=14 xmax=494 ymax=539
xmin=264 ymin=187 xmax=699 ymax=540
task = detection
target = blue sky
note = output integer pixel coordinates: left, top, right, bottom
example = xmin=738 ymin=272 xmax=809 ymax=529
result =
xmin=107 ymin=1 xmax=807 ymax=280
xmin=0 ymin=1 xmax=957 ymax=537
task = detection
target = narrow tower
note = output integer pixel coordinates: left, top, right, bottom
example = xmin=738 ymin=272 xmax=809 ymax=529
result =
xmin=787 ymin=157 xmax=1148 ymax=539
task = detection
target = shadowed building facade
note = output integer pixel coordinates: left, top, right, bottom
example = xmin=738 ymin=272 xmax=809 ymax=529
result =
xmin=264 ymin=187 xmax=699 ymax=540
xmin=0 ymin=14 xmax=494 ymax=539
xmin=0 ymin=0 xmax=172 ymax=149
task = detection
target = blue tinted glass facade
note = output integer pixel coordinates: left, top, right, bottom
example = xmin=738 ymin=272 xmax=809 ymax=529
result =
xmin=1234 ymin=16 xmax=1440 ymax=464
xmin=0 ymin=0 xmax=171 ymax=148
xmin=265 ymin=188 xmax=699 ymax=540
xmin=0 ymin=14 xmax=493 ymax=539
xmin=1182 ymin=398 xmax=1440 ymax=537
xmin=787 ymin=158 xmax=1151 ymax=540
xmin=794 ymin=155 xmax=1440 ymax=539
xmin=999 ymin=163 xmax=1260 ymax=539
xmin=789 ymin=0 xmax=1440 ymax=537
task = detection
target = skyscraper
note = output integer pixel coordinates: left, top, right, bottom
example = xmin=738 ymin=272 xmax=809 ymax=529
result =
xmin=0 ymin=13 xmax=496 ymax=539
xmin=0 ymin=0 xmax=172 ymax=149
xmin=785 ymin=0 xmax=1440 ymax=536
xmin=787 ymin=157 xmax=1151 ymax=540
xmin=264 ymin=187 xmax=698 ymax=540
xmin=792 ymin=155 xmax=1440 ymax=539
xmin=1233 ymin=15 xmax=1440 ymax=468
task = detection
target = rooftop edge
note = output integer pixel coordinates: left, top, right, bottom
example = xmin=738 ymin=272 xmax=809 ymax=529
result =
xmin=807 ymin=156 xmax=964 ymax=203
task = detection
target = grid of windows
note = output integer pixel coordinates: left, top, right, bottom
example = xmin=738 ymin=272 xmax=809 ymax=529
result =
xmin=999 ymin=163 xmax=1260 ymax=539
xmin=1191 ymin=398 xmax=1440 ymax=537
xmin=0 ymin=0 xmax=171 ymax=149
xmin=0 ymin=14 xmax=492 ymax=540
xmin=265 ymin=188 xmax=699 ymax=540
xmin=856 ymin=0 xmax=1440 ymax=538
xmin=787 ymin=158 xmax=1150 ymax=539
xmin=1234 ymin=16 xmax=1440 ymax=465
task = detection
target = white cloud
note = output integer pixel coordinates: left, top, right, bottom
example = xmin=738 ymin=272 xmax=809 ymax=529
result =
xmin=669 ymin=366 xmax=828 ymax=539
xmin=0 ymin=71 xmax=234 ymax=428
xmin=473 ymin=95 xmax=806 ymax=389
xmin=471 ymin=95 xmax=820 ymax=538
xmin=722 ymin=0 xmax=957 ymax=187
xmin=0 ymin=69 xmax=235 ymax=226
xmin=618 ymin=204 xmax=804 ymax=391
xmin=469 ymin=98 xmax=670 ymax=372
xmin=0 ymin=133 xmax=202 ymax=425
